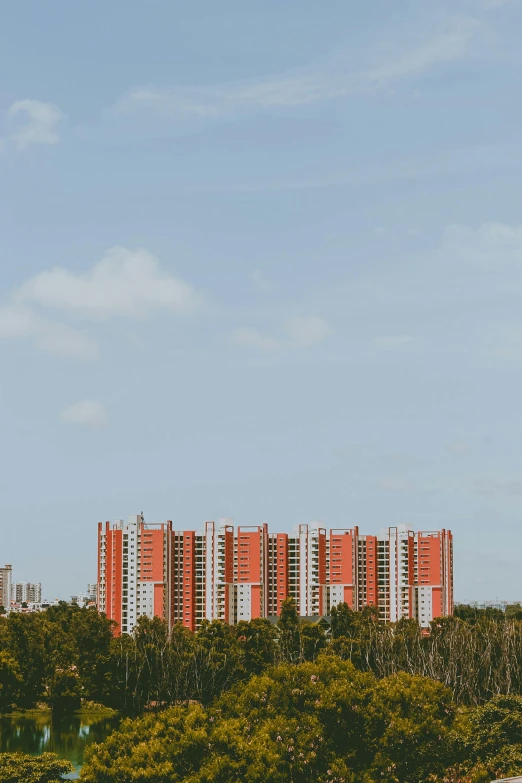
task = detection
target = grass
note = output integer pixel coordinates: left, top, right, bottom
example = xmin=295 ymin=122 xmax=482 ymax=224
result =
xmin=1 ymin=702 xmax=118 ymax=718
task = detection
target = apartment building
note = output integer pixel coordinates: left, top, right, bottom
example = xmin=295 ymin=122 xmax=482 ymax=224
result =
xmin=97 ymin=515 xmax=170 ymax=635
xmin=322 ymin=525 xmax=453 ymax=625
xmin=0 ymin=565 xmax=12 ymax=612
xmin=11 ymin=581 xmax=42 ymax=604
xmin=97 ymin=517 xmax=453 ymax=634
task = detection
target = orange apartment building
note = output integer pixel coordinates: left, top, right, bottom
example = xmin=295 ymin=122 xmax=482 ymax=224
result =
xmin=97 ymin=515 xmax=171 ymax=636
xmin=97 ymin=517 xmax=453 ymax=634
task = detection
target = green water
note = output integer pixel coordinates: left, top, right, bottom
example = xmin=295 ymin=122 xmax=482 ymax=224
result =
xmin=0 ymin=713 xmax=119 ymax=779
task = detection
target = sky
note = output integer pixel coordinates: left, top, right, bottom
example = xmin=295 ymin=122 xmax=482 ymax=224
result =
xmin=1 ymin=0 xmax=522 ymax=601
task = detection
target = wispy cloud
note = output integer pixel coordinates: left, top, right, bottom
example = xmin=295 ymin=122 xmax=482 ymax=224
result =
xmin=6 ymin=99 xmax=65 ymax=150
xmin=233 ymin=316 xmax=331 ymax=354
xmin=251 ymin=270 xmax=272 ymax=292
xmin=233 ymin=328 xmax=279 ymax=353
xmin=113 ymin=16 xmax=477 ymax=122
xmin=372 ymin=335 xmax=415 ymax=348
xmin=61 ymin=400 xmax=108 ymax=429
xmin=0 ymin=305 xmax=97 ymax=360
xmin=189 ymin=140 xmax=522 ymax=194
xmin=284 ymin=316 xmax=331 ymax=347
xmin=439 ymin=222 xmax=522 ymax=267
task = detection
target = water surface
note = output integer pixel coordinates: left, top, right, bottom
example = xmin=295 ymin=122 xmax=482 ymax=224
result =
xmin=0 ymin=713 xmax=119 ymax=779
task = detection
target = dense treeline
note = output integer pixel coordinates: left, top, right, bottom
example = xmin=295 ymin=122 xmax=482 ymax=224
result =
xmin=0 ymin=603 xmax=114 ymax=714
xmin=81 ymin=658 xmax=522 ymax=783
xmin=3 ymin=599 xmax=522 ymax=714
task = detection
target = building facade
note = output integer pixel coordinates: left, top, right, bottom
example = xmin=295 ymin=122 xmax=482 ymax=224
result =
xmin=97 ymin=517 xmax=453 ymax=634
xmin=97 ymin=515 xmax=171 ymax=635
xmin=11 ymin=581 xmax=42 ymax=604
xmin=71 ymin=583 xmax=97 ymax=608
xmin=0 ymin=565 xmax=12 ymax=612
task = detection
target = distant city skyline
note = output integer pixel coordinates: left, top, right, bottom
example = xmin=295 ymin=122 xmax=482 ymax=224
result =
xmin=2 ymin=1 xmax=522 ymax=600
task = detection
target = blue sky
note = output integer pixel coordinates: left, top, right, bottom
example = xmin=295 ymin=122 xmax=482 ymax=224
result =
xmin=1 ymin=0 xmax=522 ymax=600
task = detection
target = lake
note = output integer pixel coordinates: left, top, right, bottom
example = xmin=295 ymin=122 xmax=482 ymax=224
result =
xmin=0 ymin=713 xmax=120 ymax=779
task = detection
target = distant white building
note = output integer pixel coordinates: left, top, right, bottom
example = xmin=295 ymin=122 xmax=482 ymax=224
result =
xmin=71 ymin=583 xmax=98 ymax=608
xmin=12 ymin=581 xmax=42 ymax=604
xmin=0 ymin=565 xmax=12 ymax=612
xmin=86 ymin=583 xmax=98 ymax=601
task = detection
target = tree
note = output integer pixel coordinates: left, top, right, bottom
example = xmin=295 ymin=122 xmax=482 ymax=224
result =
xmin=367 ymin=672 xmax=456 ymax=783
xmin=277 ymin=597 xmax=301 ymax=663
xmin=191 ymin=619 xmax=243 ymax=705
xmin=80 ymin=705 xmax=210 ymax=783
xmin=168 ymin=621 xmax=196 ymax=702
xmin=454 ymin=604 xmax=505 ymax=625
xmin=0 ymin=753 xmax=72 ymax=783
xmin=0 ymin=651 xmax=22 ymax=711
xmin=330 ymin=601 xmax=358 ymax=639
xmin=506 ymin=603 xmax=522 ymax=621
xmin=48 ymin=667 xmax=82 ymax=714
xmin=5 ymin=613 xmax=46 ymax=708
xmin=82 ymin=655 xmax=458 ymax=783
xmin=235 ymin=618 xmax=277 ymax=675
xmin=299 ymin=620 xmax=327 ymax=661
xmin=457 ymin=694 xmax=522 ymax=782
xmin=70 ymin=606 xmax=114 ymax=703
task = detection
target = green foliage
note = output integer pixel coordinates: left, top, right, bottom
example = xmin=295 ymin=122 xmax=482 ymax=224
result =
xmin=0 ymin=604 xmax=114 ymax=713
xmin=192 ymin=619 xmax=245 ymax=705
xmin=81 ymin=656 xmax=457 ymax=783
xmin=235 ymin=617 xmax=277 ymax=675
xmin=5 ymin=600 xmax=522 ymax=721
xmin=454 ymin=694 xmax=522 ymax=781
xmin=299 ymin=620 xmax=328 ymax=661
xmin=6 ymin=613 xmax=47 ymax=707
xmin=453 ymin=604 xmax=505 ymax=624
xmin=80 ymin=705 xmax=210 ymax=782
xmin=0 ymin=650 xmax=22 ymax=711
xmin=277 ymin=597 xmax=301 ymax=662
xmin=506 ymin=603 xmax=522 ymax=620
xmin=0 ymin=752 xmax=73 ymax=783
xmin=330 ymin=601 xmax=357 ymax=638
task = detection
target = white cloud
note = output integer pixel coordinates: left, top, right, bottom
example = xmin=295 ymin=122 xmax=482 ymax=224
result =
xmin=113 ymin=17 xmax=476 ymax=121
xmin=251 ymin=270 xmax=272 ymax=292
xmin=232 ymin=328 xmax=279 ymax=353
xmin=0 ymin=305 xmax=97 ymax=359
xmin=440 ymin=222 xmax=522 ymax=266
xmin=7 ymin=100 xmax=65 ymax=150
xmin=61 ymin=400 xmax=108 ymax=429
xmin=284 ymin=316 xmax=331 ymax=346
xmin=373 ymin=335 xmax=415 ymax=348
xmin=234 ymin=316 xmax=331 ymax=353
xmin=0 ymin=247 xmax=201 ymax=359
xmin=15 ymin=247 xmax=201 ymax=320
